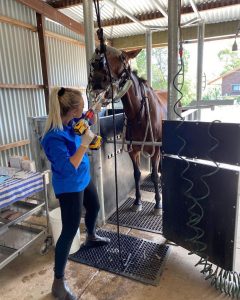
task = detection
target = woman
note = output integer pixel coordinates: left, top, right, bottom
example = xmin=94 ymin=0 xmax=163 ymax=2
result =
xmin=41 ymin=87 xmax=110 ymax=300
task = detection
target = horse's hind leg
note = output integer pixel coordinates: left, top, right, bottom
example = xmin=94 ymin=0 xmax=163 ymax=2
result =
xmin=151 ymin=148 xmax=161 ymax=215
xmin=129 ymin=150 xmax=142 ymax=212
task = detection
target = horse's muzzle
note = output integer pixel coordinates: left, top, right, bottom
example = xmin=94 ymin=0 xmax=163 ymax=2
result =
xmin=90 ymin=70 xmax=110 ymax=90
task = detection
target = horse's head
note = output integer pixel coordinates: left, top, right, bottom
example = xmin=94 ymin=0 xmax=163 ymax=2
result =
xmin=88 ymin=46 xmax=141 ymax=106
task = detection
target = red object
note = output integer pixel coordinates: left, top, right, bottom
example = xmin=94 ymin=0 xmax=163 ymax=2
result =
xmin=179 ymin=48 xmax=183 ymax=58
xmin=85 ymin=109 xmax=94 ymax=120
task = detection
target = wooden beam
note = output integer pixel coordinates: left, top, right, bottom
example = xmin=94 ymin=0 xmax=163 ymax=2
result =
xmin=36 ymin=13 xmax=50 ymax=114
xmin=15 ymin=0 xmax=85 ymax=36
xmin=0 ymin=83 xmax=86 ymax=90
xmin=45 ymin=30 xmax=84 ymax=46
xmin=112 ymin=20 xmax=240 ymax=50
xmin=0 ymin=15 xmax=36 ymax=31
xmin=0 ymin=84 xmax=44 ymax=89
xmin=0 ymin=15 xmax=85 ymax=47
xmin=0 ymin=140 xmax=30 ymax=152
xmin=47 ymin=0 xmax=84 ymax=9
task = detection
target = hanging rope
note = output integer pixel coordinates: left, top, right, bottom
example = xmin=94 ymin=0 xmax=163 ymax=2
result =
xmin=140 ymin=88 xmax=155 ymax=158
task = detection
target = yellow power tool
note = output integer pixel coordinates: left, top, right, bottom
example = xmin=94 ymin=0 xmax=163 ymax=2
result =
xmin=74 ymin=93 xmax=105 ymax=150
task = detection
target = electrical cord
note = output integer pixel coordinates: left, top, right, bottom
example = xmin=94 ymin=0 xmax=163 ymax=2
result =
xmin=172 ymin=18 xmax=240 ymax=296
xmin=173 ymin=42 xmax=184 ymax=120
xmin=192 ymin=121 xmax=240 ymax=299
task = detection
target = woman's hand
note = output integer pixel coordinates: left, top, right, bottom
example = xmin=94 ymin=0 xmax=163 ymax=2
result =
xmin=70 ymin=129 xmax=95 ymax=168
xmin=81 ymin=129 xmax=95 ymax=148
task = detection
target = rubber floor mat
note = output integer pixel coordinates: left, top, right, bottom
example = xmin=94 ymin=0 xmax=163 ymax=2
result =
xmin=108 ymin=197 xmax=162 ymax=233
xmin=69 ymin=229 xmax=169 ymax=285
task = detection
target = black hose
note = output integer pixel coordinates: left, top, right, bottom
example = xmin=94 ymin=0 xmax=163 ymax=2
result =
xmin=93 ymin=0 xmax=125 ymax=268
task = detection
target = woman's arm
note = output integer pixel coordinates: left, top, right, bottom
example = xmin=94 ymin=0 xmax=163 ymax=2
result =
xmin=70 ymin=145 xmax=87 ymax=169
xmin=70 ymin=129 xmax=95 ymax=169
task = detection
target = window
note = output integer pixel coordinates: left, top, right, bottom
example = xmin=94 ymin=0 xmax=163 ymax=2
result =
xmin=232 ymin=84 xmax=240 ymax=92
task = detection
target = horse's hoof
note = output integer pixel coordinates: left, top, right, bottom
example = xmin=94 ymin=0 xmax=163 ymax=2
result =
xmin=153 ymin=208 xmax=162 ymax=216
xmin=131 ymin=204 xmax=142 ymax=212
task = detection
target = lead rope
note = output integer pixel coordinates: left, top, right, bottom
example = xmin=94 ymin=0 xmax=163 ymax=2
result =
xmin=140 ymin=94 xmax=156 ymax=158
xmin=121 ymin=86 xmax=156 ymax=157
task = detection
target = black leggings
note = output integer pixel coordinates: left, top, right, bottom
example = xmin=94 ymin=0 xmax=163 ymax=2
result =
xmin=55 ymin=179 xmax=100 ymax=278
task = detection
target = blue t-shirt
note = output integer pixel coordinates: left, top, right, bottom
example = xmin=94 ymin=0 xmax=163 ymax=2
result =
xmin=41 ymin=120 xmax=91 ymax=195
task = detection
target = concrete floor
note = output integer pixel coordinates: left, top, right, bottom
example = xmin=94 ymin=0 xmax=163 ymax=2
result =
xmin=0 ymin=189 xmax=236 ymax=300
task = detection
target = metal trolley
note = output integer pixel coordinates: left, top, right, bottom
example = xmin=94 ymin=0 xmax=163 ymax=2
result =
xmin=0 ymin=170 xmax=52 ymax=269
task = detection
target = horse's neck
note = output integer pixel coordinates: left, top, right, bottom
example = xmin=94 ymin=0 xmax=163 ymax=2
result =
xmin=121 ymin=74 xmax=142 ymax=120
xmin=121 ymin=88 xmax=141 ymax=121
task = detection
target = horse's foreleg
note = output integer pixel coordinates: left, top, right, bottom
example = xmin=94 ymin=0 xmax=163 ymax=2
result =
xmin=130 ymin=151 xmax=142 ymax=211
xmin=151 ymin=149 xmax=161 ymax=215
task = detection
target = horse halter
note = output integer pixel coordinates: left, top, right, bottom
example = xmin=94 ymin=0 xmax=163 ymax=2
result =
xmin=88 ymin=48 xmax=132 ymax=105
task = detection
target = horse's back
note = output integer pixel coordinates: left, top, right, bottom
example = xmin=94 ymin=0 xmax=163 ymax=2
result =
xmin=154 ymin=90 xmax=167 ymax=105
xmin=153 ymin=89 xmax=167 ymax=119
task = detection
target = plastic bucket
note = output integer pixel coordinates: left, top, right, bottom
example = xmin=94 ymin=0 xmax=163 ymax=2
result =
xmin=49 ymin=207 xmax=81 ymax=254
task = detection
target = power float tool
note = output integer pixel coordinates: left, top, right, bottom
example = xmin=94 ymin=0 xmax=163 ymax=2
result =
xmin=74 ymin=93 xmax=105 ymax=150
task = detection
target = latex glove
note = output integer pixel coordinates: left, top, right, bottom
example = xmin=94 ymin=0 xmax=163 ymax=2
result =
xmin=92 ymin=102 xmax=102 ymax=113
xmin=81 ymin=129 xmax=95 ymax=148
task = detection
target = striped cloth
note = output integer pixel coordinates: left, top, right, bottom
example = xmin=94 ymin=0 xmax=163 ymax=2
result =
xmin=0 ymin=172 xmax=44 ymax=209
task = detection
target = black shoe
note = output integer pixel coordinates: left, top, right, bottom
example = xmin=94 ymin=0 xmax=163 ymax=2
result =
xmin=84 ymin=234 xmax=110 ymax=248
xmin=52 ymin=277 xmax=77 ymax=300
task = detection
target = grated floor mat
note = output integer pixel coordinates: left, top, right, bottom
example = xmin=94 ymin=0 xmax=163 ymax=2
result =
xmin=69 ymin=229 xmax=169 ymax=285
xmin=140 ymin=174 xmax=162 ymax=193
xmin=107 ymin=197 xmax=162 ymax=233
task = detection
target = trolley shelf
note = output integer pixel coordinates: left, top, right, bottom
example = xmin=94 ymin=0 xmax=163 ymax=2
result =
xmin=0 ymin=224 xmax=44 ymax=269
xmin=0 ymin=171 xmax=51 ymax=269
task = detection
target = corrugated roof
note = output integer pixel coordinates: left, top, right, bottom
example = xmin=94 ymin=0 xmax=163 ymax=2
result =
xmin=59 ymin=0 xmax=240 ymax=39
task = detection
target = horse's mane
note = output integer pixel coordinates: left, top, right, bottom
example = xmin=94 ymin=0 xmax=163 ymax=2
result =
xmin=132 ymin=70 xmax=148 ymax=85
xmin=132 ymin=70 xmax=166 ymax=108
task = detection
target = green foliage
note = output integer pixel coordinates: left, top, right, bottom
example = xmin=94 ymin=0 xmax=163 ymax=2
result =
xmin=181 ymin=50 xmax=194 ymax=106
xmin=202 ymin=86 xmax=222 ymax=100
xmin=132 ymin=49 xmax=147 ymax=79
xmin=132 ymin=47 xmax=194 ymax=106
xmin=236 ymin=96 xmax=240 ymax=104
xmin=218 ymin=49 xmax=240 ymax=73
xmin=152 ymin=64 xmax=167 ymax=90
xmin=181 ymin=80 xmax=194 ymax=106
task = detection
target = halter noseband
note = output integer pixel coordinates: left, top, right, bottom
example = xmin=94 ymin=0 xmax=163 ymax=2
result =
xmin=88 ymin=49 xmax=133 ymax=104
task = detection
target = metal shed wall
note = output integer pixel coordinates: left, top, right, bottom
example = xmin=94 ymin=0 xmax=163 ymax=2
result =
xmin=0 ymin=0 xmax=87 ymax=166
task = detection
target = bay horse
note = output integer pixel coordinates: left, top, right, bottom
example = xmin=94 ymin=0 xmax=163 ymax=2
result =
xmin=88 ymin=46 xmax=167 ymax=215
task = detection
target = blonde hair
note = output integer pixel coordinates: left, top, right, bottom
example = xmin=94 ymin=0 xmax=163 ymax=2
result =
xmin=43 ymin=87 xmax=83 ymax=136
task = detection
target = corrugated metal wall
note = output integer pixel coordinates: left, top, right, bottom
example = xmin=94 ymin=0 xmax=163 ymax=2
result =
xmin=0 ymin=0 xmax=87 ymax=166
xmin=0 ymin=0 xmax=36 ymax=25
xmin=46 ymin=35 xmax=87 ymax=87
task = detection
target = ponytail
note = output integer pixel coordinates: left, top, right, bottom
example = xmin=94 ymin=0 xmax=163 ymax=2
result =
xmin=42 ymin=87 xmax=63 ymax=137
xmin=42 ymin=87 xmax=83 ymax=137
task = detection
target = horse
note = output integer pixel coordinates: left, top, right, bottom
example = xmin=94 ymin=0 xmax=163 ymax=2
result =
xmin=88 ymin=46 xmax=167 ymax=215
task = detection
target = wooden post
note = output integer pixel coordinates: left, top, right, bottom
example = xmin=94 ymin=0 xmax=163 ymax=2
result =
xmin=36 ymin=13 xmax=50 ymax=114
xmin=16 ymin=0 xmax=85 ymax=36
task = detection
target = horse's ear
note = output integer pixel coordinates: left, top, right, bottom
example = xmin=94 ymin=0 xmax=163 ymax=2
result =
xmin=121 ymin=49 xmax=142 ymax=61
